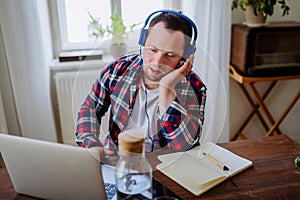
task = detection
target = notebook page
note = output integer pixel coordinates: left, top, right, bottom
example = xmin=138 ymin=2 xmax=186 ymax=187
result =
xmin=157 ymin=152 xmax=225 ymax=186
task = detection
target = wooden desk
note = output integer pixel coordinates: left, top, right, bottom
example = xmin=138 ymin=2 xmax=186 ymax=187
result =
xmin=230 ymin=65 xmax=300 ymax=140
xmin=150 ymin=134 xmax=300 ymax=199
xmin=1 ymin=135 xmax=300 ymax=200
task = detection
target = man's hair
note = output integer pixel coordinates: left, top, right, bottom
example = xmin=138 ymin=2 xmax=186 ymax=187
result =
xmin=149 ymin=12 xmax=194 ymax=52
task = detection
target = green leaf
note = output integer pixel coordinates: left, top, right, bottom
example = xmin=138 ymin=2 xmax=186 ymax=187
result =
xmin=231 ymin=0 xmax=239 ymax=9
xmin=295 ymin=157 xmax=300 ymax=168
xmin=240 ymin=0 xmax=248 ymax=10
xmin=253 ymin=3 xmax=260 ymax=16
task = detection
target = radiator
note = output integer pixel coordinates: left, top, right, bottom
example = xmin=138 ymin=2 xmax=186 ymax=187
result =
xmin=54 ymin=70 xmax=108 ymax=145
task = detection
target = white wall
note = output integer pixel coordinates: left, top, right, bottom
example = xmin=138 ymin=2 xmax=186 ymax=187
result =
xmin=230 ymin=1 xmax=300 ymax=142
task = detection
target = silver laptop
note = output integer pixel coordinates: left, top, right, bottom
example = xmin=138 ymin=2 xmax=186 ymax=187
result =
xmin=0 ymin=133 xmax=116 ymax=200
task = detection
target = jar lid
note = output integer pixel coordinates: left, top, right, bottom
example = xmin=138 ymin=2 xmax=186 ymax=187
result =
xmin=118 ymin=131 xmax=144 ymax=155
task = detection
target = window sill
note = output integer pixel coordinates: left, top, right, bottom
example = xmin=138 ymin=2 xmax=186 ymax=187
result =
xmin=50 ymin=53 xmax=114 ymax=72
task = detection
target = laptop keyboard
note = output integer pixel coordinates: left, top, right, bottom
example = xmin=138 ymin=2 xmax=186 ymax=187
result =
xmin=105 ymin=182 xmax=116 ymax=200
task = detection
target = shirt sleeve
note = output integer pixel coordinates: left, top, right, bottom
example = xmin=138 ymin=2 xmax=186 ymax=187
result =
xmin=157 ymin=74 xmax=207 ymax=151
xmin=75 ymin=66 xmax=111 ymax=148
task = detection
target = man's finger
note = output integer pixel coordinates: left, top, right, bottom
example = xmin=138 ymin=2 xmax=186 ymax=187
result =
xmin=104 ymin=148 xmax=115 ymax=156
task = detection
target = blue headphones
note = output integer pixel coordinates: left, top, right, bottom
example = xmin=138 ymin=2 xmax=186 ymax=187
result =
xmin=138 ymin=9 xmax=198 ymax=59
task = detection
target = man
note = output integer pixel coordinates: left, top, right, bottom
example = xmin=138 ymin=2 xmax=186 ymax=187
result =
xmin=75 ymin=10 xmax=206 ymax=157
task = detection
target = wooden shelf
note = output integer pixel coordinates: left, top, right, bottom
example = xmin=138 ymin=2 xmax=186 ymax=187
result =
xmin=229 ymin=65 xmax=300 ymax=84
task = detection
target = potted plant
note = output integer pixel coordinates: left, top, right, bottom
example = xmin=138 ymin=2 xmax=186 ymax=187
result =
xmin=231 ymin=0 xmax=290 ymax=25
xmin=88 ymin=11 xmax=139 ymax=57
xmin=295 ymin=141 xmax=300 ymax=168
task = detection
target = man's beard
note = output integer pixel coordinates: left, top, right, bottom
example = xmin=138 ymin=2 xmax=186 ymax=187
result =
xmin=143 ymin=64 xmax=170 ymax=83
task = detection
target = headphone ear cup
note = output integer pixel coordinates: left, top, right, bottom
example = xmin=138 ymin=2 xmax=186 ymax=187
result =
xmin=138 ymin=29 xmax=148 ymax=46
xmin=183 ymin=43 xmax=196 ymax=59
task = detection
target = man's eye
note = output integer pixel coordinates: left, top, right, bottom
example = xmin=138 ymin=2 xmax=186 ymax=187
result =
xmin=150 ymin=48 xmax=157 ymax=53
xmin=166 ymin=54 xmax=176 ymax=59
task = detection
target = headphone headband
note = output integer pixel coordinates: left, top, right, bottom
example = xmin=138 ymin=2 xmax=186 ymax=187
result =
xmin=138 ymin=9 xmax=198 ymax=59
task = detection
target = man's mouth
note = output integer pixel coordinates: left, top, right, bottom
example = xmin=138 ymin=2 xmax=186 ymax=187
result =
xmin=150 ymin=67 xmax=161 ymax=75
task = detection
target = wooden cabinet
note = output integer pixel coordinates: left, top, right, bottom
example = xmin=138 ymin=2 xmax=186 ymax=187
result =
xmin=230 ymin=22 xmax=300 ymax=77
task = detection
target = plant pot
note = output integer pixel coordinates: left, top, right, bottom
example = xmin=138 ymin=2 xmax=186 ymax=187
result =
xmin=244 ymin=5 xmax=267 ymax=26
xmin=110 ymin=43 xmax=127 ymax=58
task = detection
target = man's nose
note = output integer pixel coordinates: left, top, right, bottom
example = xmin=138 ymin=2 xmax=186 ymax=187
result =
xmin=152 ymin=53 xmax=164 ymax=65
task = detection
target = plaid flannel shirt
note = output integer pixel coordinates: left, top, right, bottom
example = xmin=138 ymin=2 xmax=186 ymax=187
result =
xmin=75 ymin=54 xmax=206 ymax=151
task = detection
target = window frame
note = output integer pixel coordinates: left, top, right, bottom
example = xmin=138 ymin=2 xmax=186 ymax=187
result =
xmin=50 ymin=0 xmax=181 ymax=56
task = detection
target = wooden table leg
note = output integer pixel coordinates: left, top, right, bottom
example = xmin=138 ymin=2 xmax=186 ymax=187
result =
xmin=249 ymin=82 xmax=283 ymax=135
xmin=231 ymin=82 xmax=278 ymax=140
xmin=266 ymin=90 xmax=300 ymax=136
xmin=231 ymin=83 xmax=274 ymax=140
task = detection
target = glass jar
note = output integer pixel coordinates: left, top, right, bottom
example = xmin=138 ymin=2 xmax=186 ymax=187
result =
xmin=115 ymin=131 xmax=153 ymax=200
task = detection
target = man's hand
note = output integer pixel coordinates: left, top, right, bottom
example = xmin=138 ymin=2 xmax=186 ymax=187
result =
xmin=87 ymin=147 xmax=115 ymax=161
xmin=158 ymin=54 xmax=194 ymax=115
xmin=160 ymin=54 xmax=194 ymax=89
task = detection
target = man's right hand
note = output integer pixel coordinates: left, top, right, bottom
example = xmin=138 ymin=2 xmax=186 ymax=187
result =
xmin=86 ymin=147 xmax=115 ymax=162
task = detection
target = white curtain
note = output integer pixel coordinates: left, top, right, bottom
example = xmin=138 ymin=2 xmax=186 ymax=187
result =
xmin=0 ymin=89 xmax=8 ymax=133
xmin=0 ymin=0 xmax=56 ymax=141
xmin=182 ymin=0 xmax=231 ymax=143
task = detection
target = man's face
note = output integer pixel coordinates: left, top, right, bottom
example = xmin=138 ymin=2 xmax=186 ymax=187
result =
xmin=142 ymin=22 xmax=185 ymax=84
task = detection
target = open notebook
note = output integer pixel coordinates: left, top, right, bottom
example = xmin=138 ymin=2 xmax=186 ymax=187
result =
xmin=156 ymin=142 xmax=253 ymax=196
xmin=0 ymin=133 xmax=116 ymax=200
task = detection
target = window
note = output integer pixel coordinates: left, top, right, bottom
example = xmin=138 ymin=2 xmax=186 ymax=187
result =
xmin=52 ymin=0 xmax=180 ymax=53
